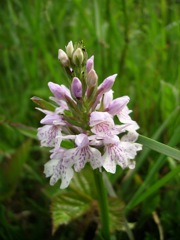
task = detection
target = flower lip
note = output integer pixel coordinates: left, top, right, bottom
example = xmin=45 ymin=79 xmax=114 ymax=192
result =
xmin=63 ymin=133 xmax=102 ymax=172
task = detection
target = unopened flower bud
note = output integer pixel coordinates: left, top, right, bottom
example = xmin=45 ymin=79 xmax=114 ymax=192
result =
xmin=86 ymin=56 xmax=94 ymax=73
xmin=107 ymin=96 xmax=130 ymax=115
xmin=98 ymin=74 xmax=117 ymax=94
xmin=58 ymin=49 xmax=70 ymax=67
xmin=87 ymin=69 xmax=98 ymax=87
xmin=65 ymin=41 xmax=74 ymax=58
xmin=90 ymin=74 xmax=117 ymax=111
xmin=72 ymin=48 xmax=84 ymax=66
xmin=48 ymin=82 xmax=70 ymax=100
xmin=71 ymin=77 xmax=82 ymax=99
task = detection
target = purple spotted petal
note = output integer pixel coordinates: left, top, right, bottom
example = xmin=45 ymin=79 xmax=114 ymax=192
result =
xmin=63 ymin=144 xmax=102 ymax=172
xmin=37 ymin=125 xmax=61 ymax=148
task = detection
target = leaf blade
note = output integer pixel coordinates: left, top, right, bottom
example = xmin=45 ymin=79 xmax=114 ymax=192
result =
xmin=138 ymin=134 xmax=180 ymax=161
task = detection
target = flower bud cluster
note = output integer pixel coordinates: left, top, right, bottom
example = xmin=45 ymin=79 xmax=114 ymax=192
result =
xmin=33 ymin=41 xmax=142 ymax=189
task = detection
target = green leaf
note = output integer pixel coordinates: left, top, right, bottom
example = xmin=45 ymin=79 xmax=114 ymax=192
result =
xmin=50 ymin=167 xmax=126 ymax=235
xmin=138 ymin=134 xmax=180 ymax=161
xmin=51 ymin=191 xmax=93 ymax=234
xmin=11 ymin=123 xmax=37 ymax=139
xmin=0 ymin=138 xmax=32 ymax=200
xmin=50 ymin=166 xmax=97 ymax=233
xmin=31 ymin=96 xmax=56 ymax=111
xmin=109 ymin=197 xmax=124 ymax=232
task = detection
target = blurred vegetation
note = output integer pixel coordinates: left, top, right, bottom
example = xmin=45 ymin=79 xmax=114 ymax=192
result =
xmin=0 ymin=0 xmax=180 ymax=239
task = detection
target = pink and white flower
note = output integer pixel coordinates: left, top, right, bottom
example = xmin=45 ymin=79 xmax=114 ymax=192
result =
xmin=63 ymin=134 xmax=102 ymax=172
xmin=36 ymin=108 xmax=66 ymax=125
xmin=102 ymin=135 xmax=142 ymax=173
xmin=44 ymin=148 xmax=74 ymax=189
xmin=37 ymin=125 xmax=62 ymax=148
xmin=90 ymin=112 xmax=117 ymax=137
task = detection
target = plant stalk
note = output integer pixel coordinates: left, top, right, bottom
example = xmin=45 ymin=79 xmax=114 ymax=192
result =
xmin=94 ymin=170 xmax=111 ymax=240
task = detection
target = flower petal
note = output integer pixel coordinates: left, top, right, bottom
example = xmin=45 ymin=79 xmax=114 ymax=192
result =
xmin=103 ymin=150 xmax=116 ymax=173
xmin=121 ymin=131 xmax=139 ymax=142
xmin=44 ymin=157 xmax=74 ymax=189
xmin=60 ymin=167 xmax=74 ymax=189
xmin=44 ymin=159 xmax=59 ymax=177
xmin=37 ymin=125 xmax=61 ymax=148
xmin=107 ymin=96 xmax=130 ymax=116
xmin=103 ymin=90 xmax=114 ymax=109
xmin=117 ymin=106 xmax=132 ymax=123
xmin=88 ymin=147 xmax=102 ymax=169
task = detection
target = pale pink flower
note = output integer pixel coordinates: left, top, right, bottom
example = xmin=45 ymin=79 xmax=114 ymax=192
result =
xmin=102 ymin=135 xmax=142 ymax=173
xmin=117 ymin=106 xmax=132 ymax=123
xmin=63 ymin=134 xmax=102 ymax=172
xmin=36 ymin=108 xmax=66 ymax=125
xmin=48 ymin=97 xmax=69 ymax=112
xmin=37 ymin=125 xmax=61 ymax=148
xmin=90 ymin=111 xmax=129 ymax=137
xmin=44 ymin=148 xmax=74 ymax=189
xmin=90 ymin=111 xmax=118 ymax=137
xmin=107 ymin=96 xmax=130 ymax=116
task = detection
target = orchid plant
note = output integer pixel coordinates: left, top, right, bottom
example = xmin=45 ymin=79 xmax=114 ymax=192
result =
xmin=32 ymin=41 xmax=180 ymax=240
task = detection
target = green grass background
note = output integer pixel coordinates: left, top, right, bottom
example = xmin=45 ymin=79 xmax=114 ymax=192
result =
xmin=0 ymin=0 xmax=180 ymax=239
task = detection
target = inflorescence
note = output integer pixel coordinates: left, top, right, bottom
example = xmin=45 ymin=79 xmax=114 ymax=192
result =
xmin=33 ymin=41 xmax=142 ymax=189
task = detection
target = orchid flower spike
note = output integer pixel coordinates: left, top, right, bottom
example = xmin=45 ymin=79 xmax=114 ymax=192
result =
xmin=33 ymin=41 xmax=142 ymax=189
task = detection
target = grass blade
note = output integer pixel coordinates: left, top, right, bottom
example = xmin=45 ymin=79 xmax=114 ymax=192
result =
xmin=126 ymin=165 xmax=180 ymax=211
xmin=138 ymin=135 xmax=180 ymax=161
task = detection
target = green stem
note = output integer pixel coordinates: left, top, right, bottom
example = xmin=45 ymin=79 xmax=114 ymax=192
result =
xmin=94 ymin=170 xmax=111 ymax=240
